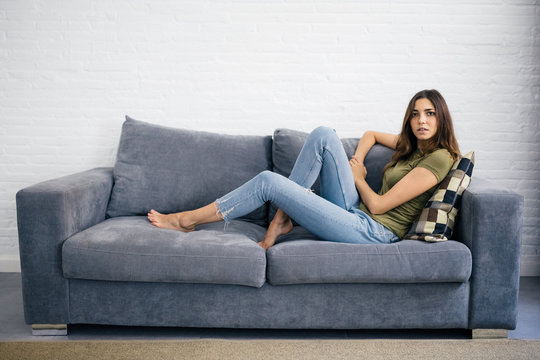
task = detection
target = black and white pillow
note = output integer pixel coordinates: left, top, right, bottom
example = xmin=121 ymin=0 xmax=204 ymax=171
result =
xmin=406 ymin=151 xmax=475 ymax=242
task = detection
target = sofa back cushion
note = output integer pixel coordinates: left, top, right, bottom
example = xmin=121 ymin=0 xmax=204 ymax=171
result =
xmin=106 ymin=117 xmax=273 ymax=226
xmin=272 ymin=128 xmax=394 ymax=194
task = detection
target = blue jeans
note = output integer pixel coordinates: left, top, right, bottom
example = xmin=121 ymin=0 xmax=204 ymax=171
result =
xmin=216 ymin=126 xmax=400 ymax=244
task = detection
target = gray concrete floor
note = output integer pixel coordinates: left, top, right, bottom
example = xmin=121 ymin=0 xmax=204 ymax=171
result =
xmin=1 ymin=273 xmax=538 ymax=341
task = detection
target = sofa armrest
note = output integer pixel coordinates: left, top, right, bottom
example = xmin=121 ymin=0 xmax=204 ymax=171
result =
xmin=16 ymin=167 xmax=113 ymax=325
xmin=455 ymin=177 xmax=523 ymax=330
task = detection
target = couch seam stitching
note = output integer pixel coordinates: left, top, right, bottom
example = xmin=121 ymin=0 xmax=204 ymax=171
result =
xmin=269 ymin=250 xmax=471 ymax=258
xmin=64 ymin=246 xmax=262 ymax=260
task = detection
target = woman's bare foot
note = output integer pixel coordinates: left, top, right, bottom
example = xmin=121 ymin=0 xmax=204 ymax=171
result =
xmin=258 ymin=210 xmax=293 ymax=250
xmin=147 ymin=209 xmax=195 ymax=232
xmin=148 ymin=202 xmax=223 ymax=232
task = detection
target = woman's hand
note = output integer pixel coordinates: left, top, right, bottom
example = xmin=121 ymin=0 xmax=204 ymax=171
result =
xmin=349 ymin=155 xmax=367 ymax=181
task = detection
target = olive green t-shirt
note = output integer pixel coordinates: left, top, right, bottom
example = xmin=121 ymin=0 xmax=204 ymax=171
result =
xmin=359 ymin=148 xmax=454 ymax=239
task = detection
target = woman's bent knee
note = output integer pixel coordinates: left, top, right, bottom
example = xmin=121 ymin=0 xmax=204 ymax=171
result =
xmin=307 ymin=127 xmax=340 ymax=149
xmin=310 ymin=126 xmax=336 ymax=139
xmin=256 ymin=170 xmax=283 ymax=184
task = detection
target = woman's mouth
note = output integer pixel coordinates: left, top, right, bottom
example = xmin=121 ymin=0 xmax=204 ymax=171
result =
xmin=417 ymin=128 xmax=429 ymax=133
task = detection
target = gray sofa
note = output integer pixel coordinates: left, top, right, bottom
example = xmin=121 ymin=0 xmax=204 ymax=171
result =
xmin=16 ymin=118 xmax=523 ymax=338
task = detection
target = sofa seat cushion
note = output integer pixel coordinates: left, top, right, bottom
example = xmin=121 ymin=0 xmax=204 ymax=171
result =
xmin=266 ymin=239 xmax=472 ymax=285
xmin=62 ymin=217 xmax=267 ymax=288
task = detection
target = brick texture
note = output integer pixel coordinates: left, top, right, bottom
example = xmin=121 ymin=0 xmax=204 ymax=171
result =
xmin=1 ymin=0 xmax=539 ymax=274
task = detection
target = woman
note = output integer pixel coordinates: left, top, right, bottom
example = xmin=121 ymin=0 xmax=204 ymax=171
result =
xmin=148 ymin=89 xmax=460 ymax=250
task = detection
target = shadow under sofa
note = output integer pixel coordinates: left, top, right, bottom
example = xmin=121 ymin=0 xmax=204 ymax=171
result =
xmin=16 ymin=118 xmax=523 ymax=338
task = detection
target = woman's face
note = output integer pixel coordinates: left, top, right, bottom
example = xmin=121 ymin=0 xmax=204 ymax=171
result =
xmin=410 ymin=98 xmax=438 ymax=143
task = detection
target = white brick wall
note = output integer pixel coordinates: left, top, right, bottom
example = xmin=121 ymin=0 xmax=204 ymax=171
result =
xmin=1 ymin=0 xmax=539 ymax=274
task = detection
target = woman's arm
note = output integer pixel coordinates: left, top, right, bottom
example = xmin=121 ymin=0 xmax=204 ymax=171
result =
xmin=353 ymin=131 xmax=399 ymax=163
xmin=350 ymin=160 xmax=438 ymax=215
xmin=352 ymin=130 xmax=434 ymax=215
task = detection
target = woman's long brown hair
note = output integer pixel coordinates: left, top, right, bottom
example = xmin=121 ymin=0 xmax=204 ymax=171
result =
xmin=384 ymin=89 xmax=461 ymax=171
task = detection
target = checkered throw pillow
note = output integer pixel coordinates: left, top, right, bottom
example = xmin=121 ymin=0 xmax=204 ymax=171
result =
xmin=405 ymin=151 xmax=475 ymax=242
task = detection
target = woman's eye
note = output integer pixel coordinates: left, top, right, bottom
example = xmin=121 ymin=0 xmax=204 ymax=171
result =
xmin=411 ymin=113 xmax=418 ymax=117
xmin=427 ymin=112 xmax=436 ymax=116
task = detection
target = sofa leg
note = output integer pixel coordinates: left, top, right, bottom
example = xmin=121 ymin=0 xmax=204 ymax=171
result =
xmin=472 ymin=329 xmax=508 ymax=339
xmin=31 ymin=324 xmax=67 ymax=336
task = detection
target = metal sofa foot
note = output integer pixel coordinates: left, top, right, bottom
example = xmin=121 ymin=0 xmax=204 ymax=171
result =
xmin=31 ymin=324 xmax=67 ymax=336
xmin=472 ymin=329 xmax=508 ymax=339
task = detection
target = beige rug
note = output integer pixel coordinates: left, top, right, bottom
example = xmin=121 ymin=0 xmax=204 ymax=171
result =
xmin=1 ymin=339 xmax=539 ymax=360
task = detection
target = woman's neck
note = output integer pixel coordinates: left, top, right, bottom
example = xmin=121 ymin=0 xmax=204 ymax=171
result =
xmin=416 ymin=139 xmax=437 ymax=155
xmin=417 ymin=140 xmax=427 ymax=153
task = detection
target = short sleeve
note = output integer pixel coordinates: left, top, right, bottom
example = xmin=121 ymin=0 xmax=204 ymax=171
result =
xmin=416 ymin=149 xmax=454 ymax=183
